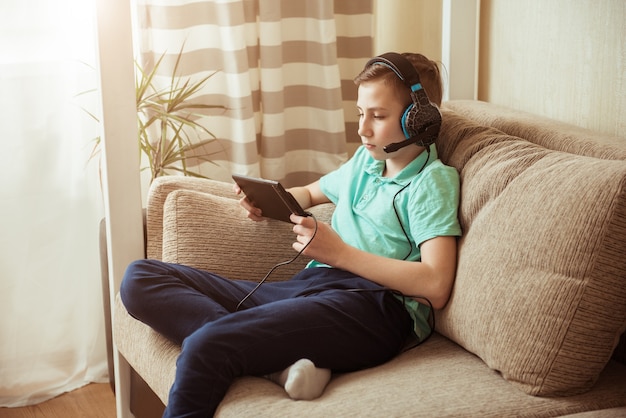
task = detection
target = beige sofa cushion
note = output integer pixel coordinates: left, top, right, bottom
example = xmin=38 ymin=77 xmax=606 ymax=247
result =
xmin=114 ymin=292 xmax=626 ymax=417
xmin=160 ymin=188 xmax=334 ymax=281
xmin=444 ymin=100 xmax=626 ymax=161
xmin=436 ymin=111 xmax=626 ymax=397
xmin=146 ymin=176 xmax=244 ymax=260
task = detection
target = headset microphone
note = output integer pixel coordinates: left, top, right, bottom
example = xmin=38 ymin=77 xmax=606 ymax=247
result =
xmin=383 ymin=123 xmax=441 ymax=153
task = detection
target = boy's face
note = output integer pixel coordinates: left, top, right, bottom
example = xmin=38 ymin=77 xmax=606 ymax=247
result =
xmin=356 ymin=80 xmax=412 ymax=161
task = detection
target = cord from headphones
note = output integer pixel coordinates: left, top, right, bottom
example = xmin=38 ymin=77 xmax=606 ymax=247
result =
xmin=235 ymin=213 xmax=318 ymax=311
xmin=343 ymin=287 xmax=435 ymax=348
xmin=236 ymin=152 xmax=436 ymax=341
xmin=393 ymin=147 xmax=431 ymax=260
xmin=235 ymin=212 xmax=435 ymax=348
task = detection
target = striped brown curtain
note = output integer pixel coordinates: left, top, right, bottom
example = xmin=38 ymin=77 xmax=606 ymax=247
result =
xmin=135 ymin=0 xmax=373 ymax=186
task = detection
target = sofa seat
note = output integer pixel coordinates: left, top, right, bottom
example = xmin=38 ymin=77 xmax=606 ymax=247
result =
xmin=114 ymin=295 xmax=626 ymax=417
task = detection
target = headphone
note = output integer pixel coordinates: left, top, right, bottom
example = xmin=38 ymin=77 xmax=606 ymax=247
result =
xmin=364 ymin=52 xmax=442 ymax=153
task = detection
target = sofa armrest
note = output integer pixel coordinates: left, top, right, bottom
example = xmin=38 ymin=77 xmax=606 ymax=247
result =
xmin=149 ymin=176 xmax=335 ymax=281
xmin=146 ymin=177 xmax=238 ymax=260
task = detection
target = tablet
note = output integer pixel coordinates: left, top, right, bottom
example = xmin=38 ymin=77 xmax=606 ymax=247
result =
xmin=232 ymin=174 xmax=310 ymax=223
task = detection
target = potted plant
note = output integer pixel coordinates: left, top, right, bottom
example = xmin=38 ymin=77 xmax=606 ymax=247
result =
xmin=85 ymin=47 xmax=226 ymax=183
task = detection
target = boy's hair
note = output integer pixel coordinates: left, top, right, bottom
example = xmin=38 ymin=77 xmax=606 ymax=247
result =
xmin=354 ymin=53 xmax=443 ymax=108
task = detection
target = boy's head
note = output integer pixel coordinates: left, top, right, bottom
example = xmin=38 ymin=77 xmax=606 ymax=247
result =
xmin=354 ymin=52 xmax=443 ymax=107
xmin=354 ymin=52 xmax=443 ymax=151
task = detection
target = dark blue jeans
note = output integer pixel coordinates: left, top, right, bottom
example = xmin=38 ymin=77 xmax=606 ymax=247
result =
xmin=120 ymin=259 xmax=413 ymax=417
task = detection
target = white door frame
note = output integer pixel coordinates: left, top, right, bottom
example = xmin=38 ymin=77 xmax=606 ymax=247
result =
xmin=442 ymin=0 xmax=480 ymax=100
xmin=95 ymin=0 xmax=144 ymax=415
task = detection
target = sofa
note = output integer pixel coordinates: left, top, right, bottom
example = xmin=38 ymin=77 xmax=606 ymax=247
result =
xmin=112 ymin=100 xmax=626 ymax=417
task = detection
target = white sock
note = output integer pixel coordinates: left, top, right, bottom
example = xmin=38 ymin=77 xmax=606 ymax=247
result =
xmin=267 ymin=359 xmax=331 ymax=400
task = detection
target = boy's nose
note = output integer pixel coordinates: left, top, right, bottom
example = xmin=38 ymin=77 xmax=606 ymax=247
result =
xmin=358 ymin=120 xmax=372 ymax=137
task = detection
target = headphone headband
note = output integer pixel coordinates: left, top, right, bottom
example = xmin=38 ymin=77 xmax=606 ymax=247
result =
xmin=365 ymin=52 xmax=422 ymax=91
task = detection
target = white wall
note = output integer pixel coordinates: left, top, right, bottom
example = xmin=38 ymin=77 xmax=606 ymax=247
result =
xmin=375 ymin=0 xmax=625 ymax=138
xmin=374 ymin=0 xmax=442 ymax=59
xmin=478 ymin=0 xmax=625 ymax=137
xmin=374 ymin=0 xmax=479 ymax=102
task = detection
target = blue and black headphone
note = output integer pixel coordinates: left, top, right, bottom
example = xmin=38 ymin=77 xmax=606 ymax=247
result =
xmin=364 ymin=52 xmax=442 ymax=153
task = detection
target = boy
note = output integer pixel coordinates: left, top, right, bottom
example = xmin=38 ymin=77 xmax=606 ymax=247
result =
xmin=121 ymin=52 xmax=461 ymax=417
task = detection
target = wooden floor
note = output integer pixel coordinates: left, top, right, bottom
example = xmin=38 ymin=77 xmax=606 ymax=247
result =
xmin=0 ymin=384 xmax=116 ymax=418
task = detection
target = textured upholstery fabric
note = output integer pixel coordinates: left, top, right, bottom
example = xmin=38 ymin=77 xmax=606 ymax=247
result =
xmin=113 ymin=101 xmax=626 ymax=417
xmin=435 ymin=109 xmax=626 ymax=396
xmin=216 ymin=336 xmax=626 ymax=418
xmin=443 ymin=100 xmax=626 ymax=161
xmin=559 ymin=408 xmax=626 ymax=418
xmin=114 ymin=299 xmax=626 ymax=417
xmin=114 ymin=295 xmax=177 ymax=405
xmin=441 ymin=101 xmax=626 ymax=368
xmin=146 ymin=176 xmax=242 ymax=261
xmin=159 ymin=188 xmax=334 ymax=281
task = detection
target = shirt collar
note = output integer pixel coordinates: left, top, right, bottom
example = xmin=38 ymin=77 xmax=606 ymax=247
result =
xmin=364 ymin=144 xmax=438 ymax=185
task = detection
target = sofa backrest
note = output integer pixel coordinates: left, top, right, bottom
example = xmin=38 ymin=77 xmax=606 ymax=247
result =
xmin=435 ymin=104 xmax=626 ymax=398
xmin=444 ymin=100 xmax=626 ymax=160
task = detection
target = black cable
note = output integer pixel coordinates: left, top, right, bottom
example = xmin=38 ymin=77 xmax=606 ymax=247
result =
xmin=236 ymin=213 xmax=435 ymax=347
xmin=395 ymin=290 xmax=436 ymax=347
xmin=388 ymin=147 xmax=436 ymax=347
xmin=238 ymin=147 xmax=435 ymax=339
xmin=344 ymin=287 xmax=435 ymax=347
xmin=235 ymin=213 xmax=318 ymax=311
xmin=392 ymin=182 xmax=414 ymax=261
xmin=392 ymin=147 xmax=431 ymax=260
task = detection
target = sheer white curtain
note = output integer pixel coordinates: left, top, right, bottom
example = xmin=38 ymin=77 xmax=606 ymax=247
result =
xmin=0 ymin=0 xmax=108 ymax=407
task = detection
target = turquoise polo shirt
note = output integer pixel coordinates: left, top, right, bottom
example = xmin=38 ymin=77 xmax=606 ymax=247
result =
xmin=307 ymin=144 xmax=462 ymax=340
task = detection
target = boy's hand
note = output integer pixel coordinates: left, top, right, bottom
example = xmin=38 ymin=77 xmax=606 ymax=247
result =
xmin=233 ymin=184 xmax=264 ymax=221
xmin=290 ymin=214 xmax=344 ymax=265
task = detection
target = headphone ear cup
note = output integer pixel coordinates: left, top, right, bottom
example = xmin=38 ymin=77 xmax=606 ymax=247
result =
xmin=402 ymin=91 xmax=436 ymax=138
xmin=402 ymin=94 xmax=443 ymax=147
xmin=401 ymin=104 xmax=415 ymax=139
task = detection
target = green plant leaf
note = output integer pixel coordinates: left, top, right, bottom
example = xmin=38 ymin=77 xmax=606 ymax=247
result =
xmin=87 ymin=44 xmax=227 ymax=183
